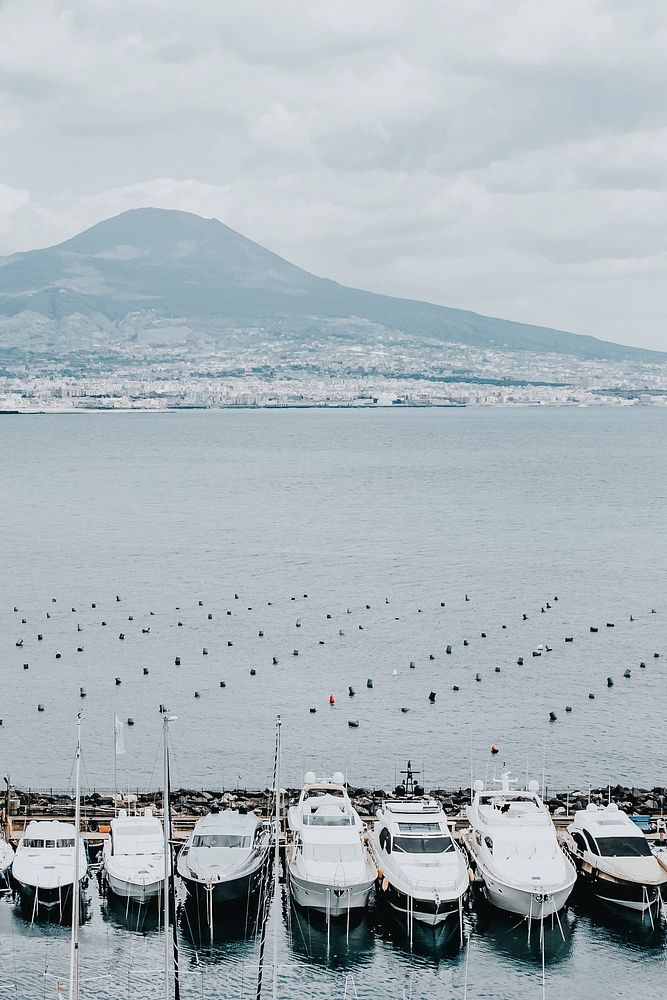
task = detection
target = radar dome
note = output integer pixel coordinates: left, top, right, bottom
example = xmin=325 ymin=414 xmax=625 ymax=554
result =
xmin=528 ymin=780 xmax=540 ymax=793
xmin=473 ymin=780 xmax=484 ymax=793
xmin=332 ymin=770 xmax=345 ymax=784
xmin=304 ymin=770 xmax=316 ymax=784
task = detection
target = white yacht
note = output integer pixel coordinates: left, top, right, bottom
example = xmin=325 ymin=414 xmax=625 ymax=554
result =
xmin=102 ymin=808 xmax=165 ymax=904
xmin=561 ymin=803 xmax=667 ymax=915
xmin=286 ymin=772 xmax=377 ymax=917
xmin=462 ymin=775 xmax=576 ymax=919
xmin=12 ymin=820 xmax=87 ymax=917
xmin=177 ymin=803 xmax=269 ymax=908
xmin=367 ymin=770 xmax=469 ymax=927
xmin=0 ymin=831 xmax=14 ymax=885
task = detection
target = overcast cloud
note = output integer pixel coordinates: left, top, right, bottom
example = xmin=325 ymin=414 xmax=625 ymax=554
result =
xmin=0 ymin=0 xmax=665 ymax=348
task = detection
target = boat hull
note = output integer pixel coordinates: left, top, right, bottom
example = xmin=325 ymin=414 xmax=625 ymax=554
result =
xmin=106 ymin=870 xmax=163 ymax=904
xmin=576 ymin=864 xmax=663 ymax=913
xmin=480 ymin=872 xmax=573 ymax=918
xmin=289 ymin=870 xmax=374 ymax=917
xmin=378 ymin=878 xmax=463 ymax=926
xmin=14 ymin=879 xmax=83 ymax=919
xmin=180 ymin=864 xmax=264 ymax=909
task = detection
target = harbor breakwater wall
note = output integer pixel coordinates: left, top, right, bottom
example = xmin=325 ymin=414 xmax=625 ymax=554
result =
xmin=4 ymin=784 xmax=666 ymax=823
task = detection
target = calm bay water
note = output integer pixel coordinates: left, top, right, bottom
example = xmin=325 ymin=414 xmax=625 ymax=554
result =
xmin=1 ymin=407 xmax=666 ymax=998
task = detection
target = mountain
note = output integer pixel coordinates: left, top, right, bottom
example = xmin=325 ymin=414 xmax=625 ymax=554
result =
xmin=0 ymin=207 xmax=662 ymax=362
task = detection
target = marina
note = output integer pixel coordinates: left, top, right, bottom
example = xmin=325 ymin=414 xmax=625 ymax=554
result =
xmin=1 ymin=406 xmax=666 ymax=998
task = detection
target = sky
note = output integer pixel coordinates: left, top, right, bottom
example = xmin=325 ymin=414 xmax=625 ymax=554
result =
xmin=0 ymin=0 xmax=665 ymax=350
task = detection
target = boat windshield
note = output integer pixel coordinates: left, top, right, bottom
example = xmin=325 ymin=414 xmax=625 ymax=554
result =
xmin=304 ymin=812 xmax=352 ymax=827
xmin=23 ymin=839 xmax=75 ymax=848
xmin=192 ymin=834 xmax=251 ymax=848
xmin=393 ymin=836 xmax=453 ymax=854
xmin=596 ymin=836 xmax=652 ymax=858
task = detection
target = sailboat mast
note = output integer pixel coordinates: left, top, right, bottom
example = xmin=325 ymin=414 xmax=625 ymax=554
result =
xmin=162 ymin=713 xmax=175 ymax=1000
xmin=272 ymin=715 xmax=281 ymax=1000
xmin=69 ymin=712 xmax=82 ymax=1000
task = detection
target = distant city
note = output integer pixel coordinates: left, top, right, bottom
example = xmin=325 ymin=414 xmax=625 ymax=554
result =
xmin=1 ymin=339 xmax=666 ymax=412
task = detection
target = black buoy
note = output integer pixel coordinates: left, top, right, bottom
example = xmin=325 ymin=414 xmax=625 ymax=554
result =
xmin=453 ymin=685 xmax=459 ymax=691
xmin=15 ymin=640 xmax=23 ymax=647
xmin=348 ymin=719 xmax=359 ymax=728
xmin=77 ymin=646 xmax=83 ymax=653
xmin=475 ymin=673 xmax=482 ymax=682
xmin=143 ymin=667 xmax=149 ymax=675
xmin=23 ymin=663 xmax=29 ymax=670
xmin=429 ymin=691 xmax=436 ymax=703
xmin=128 ymin=615 xmax=134 ymax=621
xmin=589 ymin=692 xmax=595 ymax=699
xmin=465 ymin=594 xmax=470 ymax=602
xmin=590 ymin=626 xmax=598 ymax=632
xmin=227 ymin=641 xmax=233 ymax=647
xmin=565 ymin=636 xmax=574 ymax=643
xmin=319 ymin=640 xmax=325 ymax=645
xmin=250 ymin=668 xmax=256 ymax=676
xmin=481 ymin=632 xmax=486 ymax=638
xmin=194 ymin=691 xmax=200 ymax=698
xmin=208 ymin=613 xmax=213 ymax=620
xmin=80 ymin=688 xmax=86 ymax=697
xmin=293 ymin=649 xmax=299 ymax=656
xmin=607 ymin=677 xmax=614 ymax=687
xmin=502 ymin=624 xmax=507 ymax=629
xmin=517 ymin=656 xmax=524 ymax=665
xmin=463 ymin=639 xmax=469 ymax=646
xmin=522 ymin=613 xmax=528 ymax=621
xmin=127 ymin=718 xmax=134 ymax=726
xmin=640 ymin=661 xmax=646 ymax=668
xmin=401 ymin=707 xmax=409 ymax=713
xmin=606 ymin=622 xmax=615 ymax=628
xmin=175 ymin=656 xmax=181 ymax=665
xmin=549 ymin=711 xmax=557 ymax=722
xmin=198 ymin=600 xmax=203 ymax=606
xmin=410 ymin=660 xmax=416 ymax=668
xmin=119 ymin=633 xmax=125 ymax=640
xmin=367 ymin=678 xmax=373 ymax=688
xmin=624 ymin=669 xmax=631 ymax=678
xmin=429 ymin=654 xmax=435 ymax=661
xmin=37 ymin=634 xmax=43 ymax=640
xmin=654 ymin=652 xmax=660 ymax=658
xmin=116 ymin=595 xmax=121 ymax=602
xmin=220 ymin=680 xmax=226 ymax=687
xmin=446 ymin=645 xmax=452 ymax=654
xmin=259 ymin=630 xmax=264 ymax=637
xmin=177 ymin=621 xmax=183 ymax=627
xmin=565 ymin=705 xmax=572 ymax=712
xmin=494 ymin=666 xmax=501 ymax=673
xmin=226 ymin=610 xmax=232 ymax=616
xmin=309 ymin=707 xmax=316 ymax=713
xmin=532 ymin=651 xmax=541 ymax=657
xmin=37 ymin=704 xmax=44 ymax=711
xmin=203 ymin=647 xmax=208 ymax=655
xmin=348 ymin=686 xmax=355 ymax=696
xmin=272 ymin=656 xmax=278 ymax=665
xmin=55 ymin=651 xmax=61 ymax=659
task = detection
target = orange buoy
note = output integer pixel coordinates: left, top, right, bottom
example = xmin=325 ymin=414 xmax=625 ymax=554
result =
xmin=329 ymin=693 xmax=335 ymax=705
xmin=491 ymin=743 xmax=500 ymax=755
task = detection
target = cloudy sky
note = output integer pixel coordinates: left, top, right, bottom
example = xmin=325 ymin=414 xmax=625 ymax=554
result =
xmin=0 ymin=0 xmax=665 ymax=349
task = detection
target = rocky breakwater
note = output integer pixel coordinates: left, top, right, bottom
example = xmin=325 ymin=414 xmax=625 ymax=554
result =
xmin=4 ymin=783 xmax=666 ymax=826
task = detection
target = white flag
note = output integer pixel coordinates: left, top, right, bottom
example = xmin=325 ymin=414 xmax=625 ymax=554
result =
xmin=114 ymin=714 xmax=126 ymax=756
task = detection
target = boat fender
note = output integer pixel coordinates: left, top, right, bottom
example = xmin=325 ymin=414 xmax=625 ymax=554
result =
xmin=468 ymin=867 xmax=475 ymax=882
xmin=382 ymin=876 xmax=389 ymax=892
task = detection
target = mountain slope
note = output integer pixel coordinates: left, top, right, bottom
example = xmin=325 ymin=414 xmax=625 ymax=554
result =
xmin=0 ymin=207 xmax=662 ymax=361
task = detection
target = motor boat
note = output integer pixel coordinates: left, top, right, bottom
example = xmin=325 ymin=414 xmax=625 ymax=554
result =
xmin=11 ymin=820 xmax=87 ymax=918
xmin=367 ymin=763 xmax=469 ymax=927
xmin=102 ymin=807 xmax=166 ymax=904
xmin=561 ymin=803 xmax=667 ymax=915
xmin=286 ymin=771 xmax=376 ymax=917
xmin=462 ymin=774 xmax=576 ymax=920
xmin=177 ymin=803 xmax=269 ymax=908
xmin=0 ymin=830 xmax=14 ymax=885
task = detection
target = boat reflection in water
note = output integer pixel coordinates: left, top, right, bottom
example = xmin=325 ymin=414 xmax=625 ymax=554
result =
xmin=288 ymin=898 xmax=375 ymax=967
xmin=470 ymin=891 xmax=575 ymax=967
